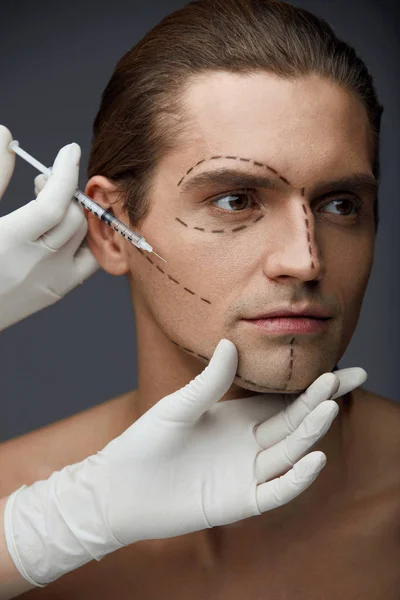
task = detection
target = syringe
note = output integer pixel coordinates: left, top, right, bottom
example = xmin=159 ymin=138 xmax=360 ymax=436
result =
xmin=8 ymin=141 xmax=166 ymax=263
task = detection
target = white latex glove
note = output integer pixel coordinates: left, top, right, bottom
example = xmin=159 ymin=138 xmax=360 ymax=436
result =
xmin=0 ymin=125 xmax=99 ymax=331
xmin=4 ymin=340 xmax=367 ymax=587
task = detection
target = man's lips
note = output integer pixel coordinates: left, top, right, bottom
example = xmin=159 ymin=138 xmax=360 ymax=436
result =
xmin=242 ymin=307 xmax=332 ymax=334
xmin=245 ymin=306 xmax=332 ymax=319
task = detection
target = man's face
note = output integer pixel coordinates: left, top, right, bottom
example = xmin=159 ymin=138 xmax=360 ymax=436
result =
xmin=126 ymin=72 xmax=376 ymax=393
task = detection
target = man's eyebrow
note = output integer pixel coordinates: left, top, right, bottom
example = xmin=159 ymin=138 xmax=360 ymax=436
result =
xmin=311 ymin=174 xmax=378 ymax=198
xmin=179 ymin=168 xmax=378 ymax=197
xmin=179 ymin=169 xmax=287 ymax=193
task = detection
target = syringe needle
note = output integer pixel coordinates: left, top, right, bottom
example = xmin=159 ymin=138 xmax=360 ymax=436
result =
xmin=152 ymin=251 xmax=167 ymax=263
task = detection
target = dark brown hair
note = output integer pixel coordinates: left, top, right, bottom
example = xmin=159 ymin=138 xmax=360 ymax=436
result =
xmin=88 ymin=0 xmax=383 ymax=230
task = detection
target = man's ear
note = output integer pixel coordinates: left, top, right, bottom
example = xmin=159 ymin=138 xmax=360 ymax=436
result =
xmin=84 ymin=176 xmax=131 ymax=276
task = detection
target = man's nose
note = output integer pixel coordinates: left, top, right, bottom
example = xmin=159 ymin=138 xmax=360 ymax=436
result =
xmin=262 ymin=202 xmax=324 ymax=282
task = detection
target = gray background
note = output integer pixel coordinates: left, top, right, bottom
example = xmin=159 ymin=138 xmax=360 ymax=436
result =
xmin=0 ymin=0 xmax=399 ymax=442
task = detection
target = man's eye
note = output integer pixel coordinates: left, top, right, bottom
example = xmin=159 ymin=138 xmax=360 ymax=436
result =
xmin=322 ymin=198 xmax=359 ymax=216
xmin=213 ymin=193 xmax=254 ymax=211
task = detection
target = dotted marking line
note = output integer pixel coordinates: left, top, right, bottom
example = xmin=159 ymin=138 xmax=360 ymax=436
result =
xmin=174 ymin=215 xmax=265 ymax=234
xmin=135 ymin=248 xmax=212 ymax=305
xmin=302 ymin=203 xmax=315 ymax=270
xmin=171 ymin=338 xmax=301 ymax=393
xmin=171 ymin=340 xmax=209 ymax=362
xmin=177 ymin=158 xmax=315 ymax=271
xmin=284 ymin=337 xmax=295 ymax=390
xmin=177 ymin=155 xmax=292 ymax=187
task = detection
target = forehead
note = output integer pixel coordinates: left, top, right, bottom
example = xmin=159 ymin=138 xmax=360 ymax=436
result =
xmin=176 ymin=71 xmax=373 ymax=182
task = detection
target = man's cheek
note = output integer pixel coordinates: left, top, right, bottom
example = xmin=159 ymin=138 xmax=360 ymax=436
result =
xmin=132 ymin=248 xmax=215 ymax=304
xmin=334 ymin=278 xmax=370 ymax=359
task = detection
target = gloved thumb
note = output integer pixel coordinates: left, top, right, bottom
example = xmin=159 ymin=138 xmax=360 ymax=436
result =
xmin=156 ymin=339 xmax=238 ymax=423
xmin=0 ymin=125 xmax=16 ymax=201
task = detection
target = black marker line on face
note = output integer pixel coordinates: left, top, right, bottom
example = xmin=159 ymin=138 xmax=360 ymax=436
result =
xmin=301 ymin=189 xmax=315 ymax=270
xmin=173 ymin=164 xmax=315 ymax=390
xmin=135 ymin=247 xmax=212 ymax=304
xmin=284 ymin=338 xmax=295 ymax=390
xmin=171 ymin=339 xmax=303 ymax=394
xmin=143 ymin=160 xmax=319 ymax=390
xmin=174 ymin=214 xmax=266 ymax=234
xmin=176 ymin=155 xmax=292 ymax=188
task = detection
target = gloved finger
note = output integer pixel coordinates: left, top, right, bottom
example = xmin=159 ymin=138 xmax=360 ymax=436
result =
xmin=34 ymin=173 xmax=46 ymax=196
xmin=72 ymin=242 xmax=100 ymax=283
xmin=255 ymin=400 xmax=338 ymax=481
xmin=154 ymin=339 xmax=238 ymax=423
xmin=13 ymin=143 xmax=81 ymax=242
xmin=0 ymin=125 xmax=16 ymax=201
xmin=62 ymin=217 xmax=88 ymax=255
xmin=256 ymin=451 xmax=326 ymax=513
xmin=41 ymin=201 xmax=85 ymax=250
xmin=329 ymin=367 xmax=367 ymax=400
xmin=255 ymin=372 xmax=338 ymax=448
xmin=255 ymin=367 xmax=366 ymax=448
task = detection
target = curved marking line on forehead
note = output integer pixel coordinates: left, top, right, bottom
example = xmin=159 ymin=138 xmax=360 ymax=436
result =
xmin=177 ymin=155 xmax=292 ymax=188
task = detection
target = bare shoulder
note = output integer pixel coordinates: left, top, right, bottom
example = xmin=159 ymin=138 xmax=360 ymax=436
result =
xmin=338 ymin=386 xmax=400 ymax=551
xmin=350 ymin=386 xmax=400 ymax=457
xmin=347 ymin=385 xmax=400 ymax=500
xmin=0 ymin=390 xmax=137 ymax=497
xmin=351 ymin=385 xmax=400 ymax=434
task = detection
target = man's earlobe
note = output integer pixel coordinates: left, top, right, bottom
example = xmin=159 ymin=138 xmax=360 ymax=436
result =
xmin=84 ymin=176 xmax=130 ymax=276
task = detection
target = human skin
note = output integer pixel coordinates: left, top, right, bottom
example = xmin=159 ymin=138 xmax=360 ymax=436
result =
xmin=2 ymin=72 xmax=398 ymax=600
xmin=86 ymin=71 xmax=376 ymax=415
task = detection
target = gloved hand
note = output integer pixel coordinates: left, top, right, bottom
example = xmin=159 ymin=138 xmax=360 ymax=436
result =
xmin=0 ymin=125 xmax=99 ymax=331
xmin=4 ymin=339 xmax=367 ymax=587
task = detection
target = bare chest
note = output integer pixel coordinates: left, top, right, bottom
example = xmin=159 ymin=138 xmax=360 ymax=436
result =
xmin=22 ymin=506 xmax=400 ymax=600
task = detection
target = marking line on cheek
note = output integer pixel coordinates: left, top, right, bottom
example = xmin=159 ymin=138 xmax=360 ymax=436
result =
xmin=174 ymin=214 xmax=265 ymax=234
xmin=168 ymin=275 xmax=180 ymax=284
xmin=177 ymin=159 xmax=316 ymax=271
xmin=135 ymin=247 xmax=212 ymax=304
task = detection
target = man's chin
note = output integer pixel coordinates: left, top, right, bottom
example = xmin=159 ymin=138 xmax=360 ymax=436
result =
xmin=232 ymin=341 xmax=339 ymax=395
xmin=233 ymin=375 xmax=306 ymax=395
